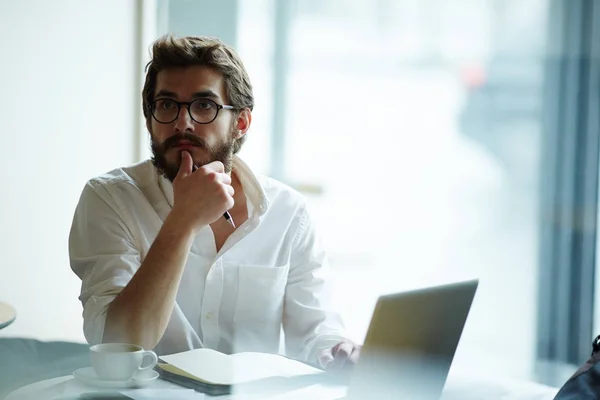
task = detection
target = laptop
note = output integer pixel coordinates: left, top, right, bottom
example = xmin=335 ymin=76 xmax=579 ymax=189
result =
xmin=344 ymin=279 xmax=478 ymax=400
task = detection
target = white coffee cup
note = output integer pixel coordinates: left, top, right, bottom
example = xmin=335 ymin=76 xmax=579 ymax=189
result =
xmin=89 ymin=343 xmax=158 ymax=381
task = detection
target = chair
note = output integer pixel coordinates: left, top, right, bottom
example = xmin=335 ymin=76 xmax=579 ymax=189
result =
xmin=0 ymin=337 xmax=89 ymax=397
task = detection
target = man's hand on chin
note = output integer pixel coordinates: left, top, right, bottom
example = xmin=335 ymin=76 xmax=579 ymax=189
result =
xmin=319 ymin=340 xmax=362 ymax=372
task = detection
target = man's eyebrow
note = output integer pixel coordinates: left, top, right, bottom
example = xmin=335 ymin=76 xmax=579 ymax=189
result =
xmin=154 ymin=89 xmax=220 ymax=100
xmin=155 ymin=90 xmax=178 ymax=98
xmin=191 ymin=90 xmax=220 ymax=99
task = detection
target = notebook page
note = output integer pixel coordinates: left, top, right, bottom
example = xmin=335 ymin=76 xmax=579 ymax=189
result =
xmin=230 ymin=352 xmax=323 ymax=378
xmin=160 ymin=349 xmax=323 ymax=385
xmin=160 ymin=348 xmax=234 ymax=385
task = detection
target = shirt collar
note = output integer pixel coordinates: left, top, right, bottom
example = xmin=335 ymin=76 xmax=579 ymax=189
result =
xmin=157 ymin=156 xmax=269 ymax=217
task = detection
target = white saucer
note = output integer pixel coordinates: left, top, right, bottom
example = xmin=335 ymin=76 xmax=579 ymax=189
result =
xmin=73 ymin=367 xmax=159 ymax=388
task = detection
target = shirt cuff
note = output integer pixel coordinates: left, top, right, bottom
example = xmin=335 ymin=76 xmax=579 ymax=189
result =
xmin=82 ymin=295 xmax=116 ymax=345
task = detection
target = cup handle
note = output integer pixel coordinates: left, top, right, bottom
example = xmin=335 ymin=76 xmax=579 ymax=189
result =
xmin=138 ymin=350 xmax=158 ymax=371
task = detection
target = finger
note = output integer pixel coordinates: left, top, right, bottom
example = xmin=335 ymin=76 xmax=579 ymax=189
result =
xmin=225 ymin=184 xmax=235 ymax=197
xmin=330 ymin=342 xmax=353 ymax=370
xmin=333 ymin=342 xmax=354 ymax=359
xmin=330 ymin=342 xmax=342 ymax=354
xmin=318 ymin=349 xmax=335 ymax=370
xmin=349 ymin=345 xmax=361 ymax=365
xmin=203 ymin=160 xmax=225 ymax=173
xmin=176 ymin=151 xmax=193 ymax=180
xmin=225 ymin=196 xmax=235 ymax=211
xmin=218 ymin=172 xmax=232 ymax=185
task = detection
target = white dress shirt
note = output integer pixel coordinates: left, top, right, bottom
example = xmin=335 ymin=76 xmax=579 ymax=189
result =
xmin=69 ymin=157 xmax=346 ymax=365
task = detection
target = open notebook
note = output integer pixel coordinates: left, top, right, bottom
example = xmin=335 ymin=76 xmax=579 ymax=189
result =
xmin=156 ymin=348 xmax=325 ymax=396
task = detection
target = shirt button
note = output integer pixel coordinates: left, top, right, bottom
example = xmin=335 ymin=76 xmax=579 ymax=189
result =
xmin=206 ymin=312 xmax=213 ymax=320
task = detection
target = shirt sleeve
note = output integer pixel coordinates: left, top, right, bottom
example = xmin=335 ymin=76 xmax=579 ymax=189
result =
xmin=69 ymin=181 xmax=141 ymax=345
xmin=282 ymin=204 xmax=347 ymax=366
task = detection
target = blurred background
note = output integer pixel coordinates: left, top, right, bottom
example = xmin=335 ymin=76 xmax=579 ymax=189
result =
xmin=1 ymin=0 xmax=599 ymax=388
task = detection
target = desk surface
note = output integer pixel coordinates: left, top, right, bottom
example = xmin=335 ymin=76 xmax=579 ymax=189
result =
xmin=5 ymin=375 xmax=348 ymax=399
xmin=5 ymin=371 xmax=559 ymax=400
xmin=0 ymin=302 xmax=16 ymax=329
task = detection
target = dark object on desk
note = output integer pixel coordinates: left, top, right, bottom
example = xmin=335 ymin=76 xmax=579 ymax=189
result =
xmin=156 ymin=363 xmax=231 ymax=396
xmin=0 ymin=337 xmax=89 ymax=398
xmin=554 ymin=334 xmax=600 ymax=399
xmin=78 ymin=392 xmax=133 ymax=399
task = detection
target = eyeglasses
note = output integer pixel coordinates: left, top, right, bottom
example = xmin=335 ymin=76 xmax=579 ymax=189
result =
xmin=148 ymin=98 xmax=237 ymax=124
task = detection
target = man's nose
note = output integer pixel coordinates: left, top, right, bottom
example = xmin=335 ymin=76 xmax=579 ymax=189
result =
xmin=174 ymin=105 xmax=194 ymax=132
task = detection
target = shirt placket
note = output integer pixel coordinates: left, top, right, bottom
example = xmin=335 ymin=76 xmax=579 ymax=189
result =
xmin=201 ymin=257 xmax=224 ymax=349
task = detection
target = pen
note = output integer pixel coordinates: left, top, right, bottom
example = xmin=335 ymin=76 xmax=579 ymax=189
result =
xmin=192 ymin=164 xmax=236 ymax=228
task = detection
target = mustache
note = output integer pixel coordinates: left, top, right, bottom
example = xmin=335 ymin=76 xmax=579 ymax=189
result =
xmin=161 ymin=133 xmax=207 ymax=150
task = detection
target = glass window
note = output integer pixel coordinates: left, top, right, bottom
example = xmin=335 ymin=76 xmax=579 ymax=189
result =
xmin=236 ymin=0 xmax=550 ymax=380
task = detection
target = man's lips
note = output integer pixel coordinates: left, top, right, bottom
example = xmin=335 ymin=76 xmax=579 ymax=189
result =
xmin=171 ymin=141 xmax=200 ymax=149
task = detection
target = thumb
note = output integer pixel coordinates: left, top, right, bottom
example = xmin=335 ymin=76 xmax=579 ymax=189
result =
xmin=318 ymin=348 xmax=335 ymax=370
xmin=176 ymin=151 xmax=193 ymax=180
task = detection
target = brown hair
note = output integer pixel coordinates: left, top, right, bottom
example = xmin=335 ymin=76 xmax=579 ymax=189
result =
xmin=142 ymin=34 xmax=254 ymax=154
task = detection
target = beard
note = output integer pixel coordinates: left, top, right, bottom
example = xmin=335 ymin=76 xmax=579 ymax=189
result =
xmin=151 ymin=131 xmax=235 ymax=182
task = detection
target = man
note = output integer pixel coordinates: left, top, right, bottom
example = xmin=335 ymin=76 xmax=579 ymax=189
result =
xmin=69 ymin=35 xmax=359 ymax=370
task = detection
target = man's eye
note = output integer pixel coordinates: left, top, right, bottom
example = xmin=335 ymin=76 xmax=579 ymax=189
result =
xmin=195 ymin=101 xmax=212 ymax=110
xmin=159 ymin=100 xmax=176 ymax=109
xmin=154 ymin=99 xmax=177 ymax=110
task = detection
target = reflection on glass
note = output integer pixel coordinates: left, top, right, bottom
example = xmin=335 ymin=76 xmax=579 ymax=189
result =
xmin=236 ymin=0 xmax=549 ymax=382
xmin=231 ymin=0 xmax=548 ymax=378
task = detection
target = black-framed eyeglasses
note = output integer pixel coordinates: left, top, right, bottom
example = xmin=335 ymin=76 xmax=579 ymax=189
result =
xmin=148 ymin=98 xmax=237 ymax=124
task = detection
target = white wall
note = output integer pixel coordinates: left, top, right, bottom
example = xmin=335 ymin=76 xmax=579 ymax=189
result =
xmin=0 ymin=0 xmax=140 ymax=342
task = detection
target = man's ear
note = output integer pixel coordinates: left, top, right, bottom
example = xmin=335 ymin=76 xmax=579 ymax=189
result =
xmin=234 ymin=108 xmax=252 ymax=139
xmin=146 ymin=118 xmax=152 ymax=134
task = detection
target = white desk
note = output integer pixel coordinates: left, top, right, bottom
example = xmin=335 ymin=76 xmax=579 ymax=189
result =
xmin=5 ymin=370 xmax=559 ymax=400
xmin=0 ymin=302 xmax=16 ymax=329
xmin=4 ymin=375 xmax=347 ymax=399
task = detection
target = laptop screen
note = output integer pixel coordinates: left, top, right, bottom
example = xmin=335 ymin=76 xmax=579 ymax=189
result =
xmin=346 ymin=279 xmax=478 ymax=400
